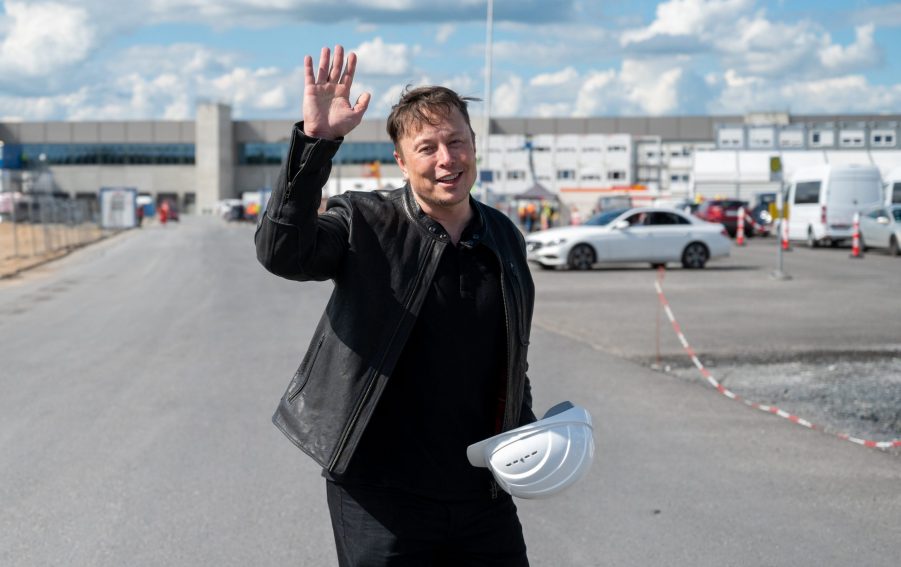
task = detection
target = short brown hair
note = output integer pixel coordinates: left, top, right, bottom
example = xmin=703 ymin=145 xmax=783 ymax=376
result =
xmin=386 ymin=85 xmax=480 ymax=148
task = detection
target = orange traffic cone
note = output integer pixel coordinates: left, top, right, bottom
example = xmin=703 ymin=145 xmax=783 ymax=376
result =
xmin=850 ymin=212 xmax=864 ymax=259
xmin=781 ymin=217 xmax=792 ymax=251
xmin=735 ymin=209 xmax=746 ymax=246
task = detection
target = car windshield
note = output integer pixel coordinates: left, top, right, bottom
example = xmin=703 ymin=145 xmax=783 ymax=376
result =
xmin=584 ymin=208 xmax=629 ymax=226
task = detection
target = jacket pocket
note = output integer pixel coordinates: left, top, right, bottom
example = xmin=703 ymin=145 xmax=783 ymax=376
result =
xmin=287 ymin=332 xmax=326 ymax=402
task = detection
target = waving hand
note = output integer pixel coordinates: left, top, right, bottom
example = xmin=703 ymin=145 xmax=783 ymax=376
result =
xmin=302 ymin=45 xmax=371 ymax=140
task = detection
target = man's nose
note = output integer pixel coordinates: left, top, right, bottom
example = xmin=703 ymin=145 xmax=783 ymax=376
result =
xmin=436 ymin=144 xmax=453 ymax=165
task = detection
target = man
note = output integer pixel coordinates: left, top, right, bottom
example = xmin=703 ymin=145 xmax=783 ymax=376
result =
xmin=256 ymin=45 xmax=536 ymax=566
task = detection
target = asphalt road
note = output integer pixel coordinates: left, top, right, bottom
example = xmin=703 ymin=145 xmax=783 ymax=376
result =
xmin=1 ymin=217 xmax=899 ymax=566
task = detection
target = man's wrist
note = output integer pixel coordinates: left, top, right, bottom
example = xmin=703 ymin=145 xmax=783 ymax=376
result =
xmin=302 ymin=125 xmax=337 ymax=140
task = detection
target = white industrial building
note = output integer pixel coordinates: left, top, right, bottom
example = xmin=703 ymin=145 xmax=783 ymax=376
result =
xmin=2 ymin=105 xmax=899 ymax=217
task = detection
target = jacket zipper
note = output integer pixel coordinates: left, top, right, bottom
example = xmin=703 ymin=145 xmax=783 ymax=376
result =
xmin=496 ymin=255 xmax=515 ymax=432
xmin=328 ymin=239 xmax=438 ymax=470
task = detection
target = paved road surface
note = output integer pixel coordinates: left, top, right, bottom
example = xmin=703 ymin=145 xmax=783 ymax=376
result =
xmin=1 ymin=217 xmax=899 ymax=566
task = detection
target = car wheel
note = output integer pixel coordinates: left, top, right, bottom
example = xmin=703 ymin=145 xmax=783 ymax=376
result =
xmin=567 ymin=244 xmax=596 ymax=270
xmin=890 ymin=235 xmax=900 ymax=257
xmin=681 ymin=242 xmax=709 ymax=269
xmin=806 ymin=227 xmax=818 ymax=248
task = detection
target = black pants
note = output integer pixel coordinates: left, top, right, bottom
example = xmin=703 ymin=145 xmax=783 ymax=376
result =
xmin=326 ymin=481 xmax=530 ymax=567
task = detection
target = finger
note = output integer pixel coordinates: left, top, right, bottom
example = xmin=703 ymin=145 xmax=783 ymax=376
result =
xmin=329 ymin=44 xmax=344 ymax=83
xmin=303 ymin=55 xmax=314 ymax=86
xmin=341 ymin=52 xmax=357 ymax=87
xmin=353 ymin=91 xmax=371 ymax=116
xmin=316 ymin=46 xmax=330 ymax=84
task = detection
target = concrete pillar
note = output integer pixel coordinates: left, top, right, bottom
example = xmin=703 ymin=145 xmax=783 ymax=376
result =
xmin=195 ymin=102 xmax=234 ymax=214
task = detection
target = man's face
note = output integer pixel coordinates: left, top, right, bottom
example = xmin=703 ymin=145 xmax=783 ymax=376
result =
xmin=393 ymin=106 xmax=476 ymax=215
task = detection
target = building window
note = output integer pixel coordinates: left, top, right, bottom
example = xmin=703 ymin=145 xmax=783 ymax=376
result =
xmin=871 ymin=131 xmax=896 ymax=148
xmin=557 ymin=169 xmax=576 ymax=180
xmin=607 ymin=170 xmax=626 ymax=180
xmin=840 ymin=131 xmax=865 ymax=147
xmin=607 ymin=145 xmax=627 ymax=152
xmin=810 ymin=130 xmax=834 ymax=147
xmin=779 ymin=131 xmax=804 ymax=148
xmin=238 ymin=141 xmax=395 ymax=165
xmin=506 ymin=170 xmax=526 ymax=180
xmin=14 ymin=143 xmax=196 ymax=167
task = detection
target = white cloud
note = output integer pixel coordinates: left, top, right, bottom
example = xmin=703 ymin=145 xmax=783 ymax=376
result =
xmin=258 ymin=85 xmax=288 ymax=110
xmin=435 ymin=24 xmax=455 ymax=44
xmin=573 ymin=70 xmax=618 ymax=116
xmin=0 ymin=1 xmax=96 ymax=82
xmin=710 ymin=73 xmax=901 ymax=114
xmin=492 ymin=75 xmax=523 ymax=117
xmin=621 ymin=0 xmax=753 ymax=50
xmin=819 ymin=24 xmax=881 ymax=73
xmin=533 ymin=102 xmax=572 ymax=118
xmin=530 ymin=67 xmax=579 ymax=87
xmin=353 ymin=37 xmax=416 ymax=76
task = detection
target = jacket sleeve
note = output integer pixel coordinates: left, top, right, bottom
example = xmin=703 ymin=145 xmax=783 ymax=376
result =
xmin=255 ymin=122 xmax=351 ymax=282
xmin=519 ymin=371 xmax=537 ymax=425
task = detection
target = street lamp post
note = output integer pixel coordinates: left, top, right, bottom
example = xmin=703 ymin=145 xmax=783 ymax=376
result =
xmin=480 ymin=0 xmax=494 ymax=204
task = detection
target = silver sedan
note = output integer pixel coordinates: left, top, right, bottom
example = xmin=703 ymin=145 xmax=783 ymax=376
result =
xmin=859 ymin=204 xmax=901 ymax=256
xmin=526 ymin=207 xmax=732 ymax=270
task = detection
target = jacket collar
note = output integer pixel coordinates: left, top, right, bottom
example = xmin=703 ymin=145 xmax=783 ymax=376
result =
xmin=401 ymin=183 xmax=490 ymax=247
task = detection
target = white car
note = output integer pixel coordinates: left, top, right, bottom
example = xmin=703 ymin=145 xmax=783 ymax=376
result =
xmin=526 ymin=207 xmax=732 ymax=270
xmin=859 ymin=205 xmax=901 ymax=256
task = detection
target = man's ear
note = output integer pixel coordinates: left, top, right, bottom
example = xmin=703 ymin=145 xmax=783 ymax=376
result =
xmin=393 ymin=150 xmax=407 ymax=177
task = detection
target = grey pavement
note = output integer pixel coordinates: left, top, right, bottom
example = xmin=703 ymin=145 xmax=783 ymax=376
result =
xmin=1 ymin=217 xmax=899 ymax=566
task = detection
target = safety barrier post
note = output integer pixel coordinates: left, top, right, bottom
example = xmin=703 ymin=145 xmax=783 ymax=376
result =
xmin=735 ymin=208 xmax=746 ymax=246
xmin=780 ymin=214 xmax=791 ymax=251
xmin=771 ymin=187 xmax=791 ymax=280
xmin=849 ymin=212 xmax=864 ymax=259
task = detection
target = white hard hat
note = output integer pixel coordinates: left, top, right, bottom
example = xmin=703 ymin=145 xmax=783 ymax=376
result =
xmin=466 ymin=401 xmax=595 ymax=499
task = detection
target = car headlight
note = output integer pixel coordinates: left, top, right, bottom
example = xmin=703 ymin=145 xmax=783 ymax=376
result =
xmin=544 ymin=238 xmax=568 ymax=247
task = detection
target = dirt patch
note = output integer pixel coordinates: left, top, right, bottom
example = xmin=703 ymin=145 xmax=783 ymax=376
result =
xmin=654 ymin=351 xmax=901 ymax=453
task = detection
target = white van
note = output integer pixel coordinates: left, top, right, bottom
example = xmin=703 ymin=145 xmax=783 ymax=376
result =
xmin=787 ymin=164 xmax=883 ymax=247
xmin=885 ymin=166 xmax=901 ymax=206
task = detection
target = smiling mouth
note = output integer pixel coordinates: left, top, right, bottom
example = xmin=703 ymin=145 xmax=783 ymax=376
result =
xmin=437 ymin=172 xmax=461 ymax=183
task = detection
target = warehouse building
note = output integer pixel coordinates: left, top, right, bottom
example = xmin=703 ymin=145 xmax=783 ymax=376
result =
xmin=1 ymin=104 xmax=899 ymax=215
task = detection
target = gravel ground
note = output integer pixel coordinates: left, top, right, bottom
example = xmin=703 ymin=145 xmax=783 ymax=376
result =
xmin=652 ymin=351 xmax=901 ymax=454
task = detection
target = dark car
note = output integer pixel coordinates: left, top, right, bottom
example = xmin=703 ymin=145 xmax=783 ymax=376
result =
xmin=749 ymin=192 xmax=777 ymax=235
xmin=694 ymin=199 xmax=757 ymax=237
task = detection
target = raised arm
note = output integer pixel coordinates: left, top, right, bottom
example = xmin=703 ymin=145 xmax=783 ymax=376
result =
xmin=303 ymin=45 xmax=371 ymax=140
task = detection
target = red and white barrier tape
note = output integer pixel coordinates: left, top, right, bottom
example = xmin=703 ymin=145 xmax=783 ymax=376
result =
xmin=742 ymin=211 xmax=769 ymax=233
xmin=654 ymin=270 xmax=901 ymax=450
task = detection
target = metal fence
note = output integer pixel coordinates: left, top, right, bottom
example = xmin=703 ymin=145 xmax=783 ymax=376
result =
xmin=1 ymin=194 xmax=107 ymax=277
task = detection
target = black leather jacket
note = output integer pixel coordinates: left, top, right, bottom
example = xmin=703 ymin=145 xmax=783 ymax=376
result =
xmin=255 ymin=124 xmax=536 ymax=474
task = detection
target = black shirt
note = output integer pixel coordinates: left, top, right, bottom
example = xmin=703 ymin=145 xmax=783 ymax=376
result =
xmin=332 ymin=215 xmax=506 ymax=499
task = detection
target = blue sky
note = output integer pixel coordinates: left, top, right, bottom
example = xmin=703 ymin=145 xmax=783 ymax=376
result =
xmin=1 ymin=0 xmax=900 ymax=121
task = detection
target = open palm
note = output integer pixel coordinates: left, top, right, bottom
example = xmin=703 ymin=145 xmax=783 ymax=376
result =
xmin=303 ymin=45 xmax=371 ymax=140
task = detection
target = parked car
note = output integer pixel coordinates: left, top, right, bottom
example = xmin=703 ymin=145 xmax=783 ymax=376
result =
xmin=750 ymin=192 xmax=777 ymax=235
xmin=885 ymin=166 xmax=901 ymax=205
xmin=786 ymin=164 xmax=883 ymax=247
xmin=859 ymin=204 xmax=901 ymax=256
xmin=694 ymin=199 xmax=757 ymax=237
xmin=525 ymin=207 xmax=731 ymax=270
